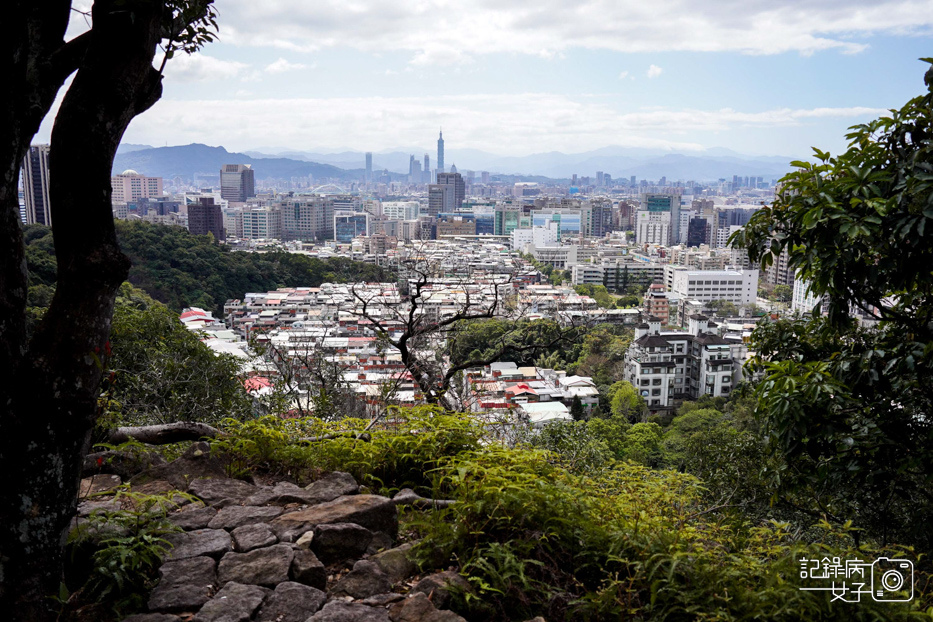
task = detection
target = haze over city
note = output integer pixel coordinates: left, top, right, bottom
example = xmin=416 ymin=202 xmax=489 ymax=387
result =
xmin=40 ymin=0 xmax=933 ymax=160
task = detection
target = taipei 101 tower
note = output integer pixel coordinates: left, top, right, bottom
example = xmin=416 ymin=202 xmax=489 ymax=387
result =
xmin=437 ymin=129 xmax=445 ymax=174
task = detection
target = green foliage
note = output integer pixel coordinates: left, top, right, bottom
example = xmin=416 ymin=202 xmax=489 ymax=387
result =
xmin=447 ymin=318 xmax=570 ymax=368
xmin=573 ymin=283 xmax=616 ymax=309
xmin=203 ymin=408 xmax=931 ymax=620
xmin=569 ymin=395 xmax=586 ymax=421
xmin=524 ymin=420 xmax=611 ymax=472
xmin=69 ymin=489 xmax=191 ymax=615
xmin=565 ymin=324 xmax=633 ymax=385
xmin=100 ymin=297 xmax=251 ymax=429
xmin=606 ymin=380 xmax=647 ymax=421
xmin=23 ymin=221 xmax=394 ymax=316
xmin=732 ymin=63 xmax=933 ymax=552
xmin=414 ymin=446 xmax=927 ymax=621
xmin=212 ymin=407 xmax=484 ymax=494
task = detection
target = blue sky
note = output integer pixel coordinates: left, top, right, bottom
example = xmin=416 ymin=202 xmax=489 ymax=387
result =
xmin=41 ymin=0 xmax=933 ymax=158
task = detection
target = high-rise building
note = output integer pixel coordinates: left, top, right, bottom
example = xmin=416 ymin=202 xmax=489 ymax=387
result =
xmin=240 ymin=207 xmax=282 ymax=240
xmin=481 ymin=171 xmax=490 ymax=185
xmin=436 ymin=172 xmax=465 ymax=211
xmin=408 ymin=157 xmax=422 ymax=184
xmin=111 ymin=170 xmax=163 ymax=204
xmin=188 ymin=197 xmax=226 ymax=241
xmin=365 ymin=152 xmax=373 ymax=183
xmin=22 ymin=144 xmax=52 ymax=226
xmin=423 ymin=153 xmax=431 ymax=184
xmin=427 ymin=184 xmax=450 ymax=217
xmin=437 ymin=129 xmax=445 ymax=173
xmin=280 ymin=197 xmax=334 ymax=241
xmin=334 ymin=211 xmax=370 ymax=242
xmin=220 ymin=164 xmax=255 ymax=202
xmin=637 ymin=193 xmax=681 ymax=245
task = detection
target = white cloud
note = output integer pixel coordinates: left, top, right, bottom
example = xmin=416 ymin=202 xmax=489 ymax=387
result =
xmin=216 ymin=0 xmax=933 ymax=64
xmin=646 ymin=64 xmax=663 ymax=78
xmin=120 ymin=93 xmax=886 ymax=155
xmin=265 ymin=58 xmax=308 ymax=73
xmin=164 ymin=54 xmax=251 ymax=82
xmin=618 ymin=70 xmax=629 ymax=79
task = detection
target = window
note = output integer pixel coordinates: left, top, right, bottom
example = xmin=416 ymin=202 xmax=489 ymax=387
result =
xmin=652 ymin=389 xmax=661 ymax=396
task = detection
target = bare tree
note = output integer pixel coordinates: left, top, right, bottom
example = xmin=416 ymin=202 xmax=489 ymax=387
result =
xmin=351 ymin=242 xmax=585 ymax=410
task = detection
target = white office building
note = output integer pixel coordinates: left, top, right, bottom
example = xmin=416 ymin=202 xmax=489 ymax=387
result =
xmin=669 ymin=269 xmax=758 ymax=305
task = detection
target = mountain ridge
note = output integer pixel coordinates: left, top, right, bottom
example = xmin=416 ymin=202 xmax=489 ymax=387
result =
xmin=115 ymin=143 xmax=796 ymax=182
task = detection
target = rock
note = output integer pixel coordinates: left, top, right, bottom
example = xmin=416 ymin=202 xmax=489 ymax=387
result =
xmin=148 ymin=556 xmax=217 ymax=612
xmin=523 ymin=618 xmax=546 ymax=622
xmin=330 ymin=560 xmax=392 ymax=599
xmin=231 ymin=523 xmax=277 ymax=553
xmin=409 ymin=571 xmax=471 ymax=610
xmin=217 ymin=544 xmax=294 ymax=587
xmin=256 ymin=581 xmax=326 ymax=622
xmin=304 ymin=472 xmax=359 ymax=503
xmin=368 ymin=531 xmax=394 ymax=554
xmin=80 ymin=473 xmax=123 ymax=496
xmin=295 ymin=530 xmax=314 ymax=549
xmin=159 ymin=556 xmax=217 ymax=585
xmin=310 ymin=523 xmax=372 ymax=564
xmin=188 ymin=478 xmax=259 ymax=506
xmin=88 ymin=448 xmax=167 ymax=481
xmin=133 ymin=444 xmax=227 ymax=490
xmin=170 ymin=506 xmax=218 ymax=531
xmin=389 ymin=593 xmax=467 ymax=622
xmin=121 ymin=615 xmax=181 ymax=622
xmin=131 ymin=479 xmax=177 ymax=496
xmin=360 ymin=593 xmax=405 ymax=607
xmin=271 ymin=495 xmax=398 ymax=542
xmin=289 ymin=549 xmax=327 ymax=590
xmin=192 ymin=581 xmax=269 ymax=622
xmin=76 ymin=499 xmax=121 ymax=517
xmin=166 ymin=529 xmax=232 ymax=560
xmin=148 ymin=585 xmax=212 ymax=613
xmin=208 ymin=505 xmax=283 ymax=530
xmin=371 ymin=543 xmax=417 ymax=586
xmin=247 ymin=481 xmax=316 ymax=506
xmin=307 ymin=601 xmax=391 ymax=622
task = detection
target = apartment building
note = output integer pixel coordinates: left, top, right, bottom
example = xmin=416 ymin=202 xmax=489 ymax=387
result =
xmin=623 ymin=316 xmax=741 ymax=413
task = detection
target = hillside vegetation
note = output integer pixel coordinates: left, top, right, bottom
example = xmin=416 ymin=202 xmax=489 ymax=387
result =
xmin=24 ymin=221 xmax=393 ymax=314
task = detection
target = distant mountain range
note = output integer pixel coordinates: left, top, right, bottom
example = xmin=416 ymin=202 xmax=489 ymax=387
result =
xmin=115 ymin=143 xmax=796 ymax=182
xmin=113 ymin=144 xmax=374 ymax=183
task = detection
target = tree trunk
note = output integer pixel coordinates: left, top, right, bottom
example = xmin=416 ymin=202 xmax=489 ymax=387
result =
xmin=0 ymin=2 xmax=165 ymax=619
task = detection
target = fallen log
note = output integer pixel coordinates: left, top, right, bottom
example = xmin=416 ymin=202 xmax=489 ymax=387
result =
xmin=393 ymin=488 xmax=456 ymax=509
xmin=108 ymin=422 xmax=221 ymax=445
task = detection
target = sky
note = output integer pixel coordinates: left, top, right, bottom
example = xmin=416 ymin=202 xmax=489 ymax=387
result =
xmin=39 ymin=0 xmax=933 ymax=159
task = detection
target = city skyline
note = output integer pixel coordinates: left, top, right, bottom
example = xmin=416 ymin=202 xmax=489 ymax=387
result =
xmin=37 ymin=1 xmax=933 ymax=158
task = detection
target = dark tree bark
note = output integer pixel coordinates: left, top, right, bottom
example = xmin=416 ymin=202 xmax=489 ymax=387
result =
xmin=0 ymin=2 xmax=170 ymax=619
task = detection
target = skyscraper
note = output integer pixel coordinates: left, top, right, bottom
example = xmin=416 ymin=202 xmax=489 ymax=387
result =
xmin=437 ymin=129 xmax=445 ymax=173
xmin=220 ymin=164 xmax=255 ymax=202
xmin=365 ymin=152 xmax=373 ymax=183
xmin=423 ymin=153 xmax=431 ymax=183
xmin=22 ymin=144 xmax=52 ymax=226
xmin=436 ymin=172 xmax=465 ymax=211
xmin=188 ymin=197 xmax=226 ymax=241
